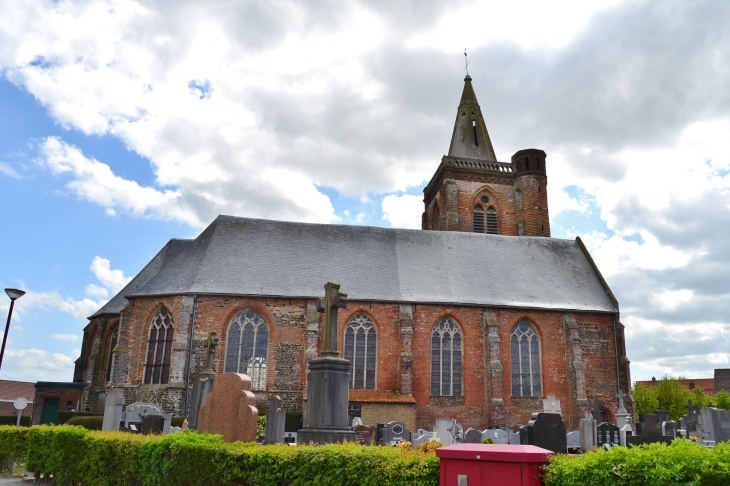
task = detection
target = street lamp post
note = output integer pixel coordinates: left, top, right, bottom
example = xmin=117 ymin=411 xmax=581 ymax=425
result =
xmin=0 ymin=288 xmax=26 ymax=371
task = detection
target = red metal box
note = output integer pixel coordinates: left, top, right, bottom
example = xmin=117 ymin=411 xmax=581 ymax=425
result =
xmin=436 ymin=444 xmax=554 ymax=486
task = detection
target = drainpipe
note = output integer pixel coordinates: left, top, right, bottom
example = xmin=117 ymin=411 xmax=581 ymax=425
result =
xmin=613 ymin=313 xmax=621 ymax=394
xmin=183 ymin=295 xmax=197 ymax=416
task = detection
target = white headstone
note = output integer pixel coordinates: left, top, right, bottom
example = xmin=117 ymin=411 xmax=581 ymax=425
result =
xmin=543 ymin=393 xmax=561 ymax=415
xmin=102 ymin=388 xmax=126 ymax=431
xmin=123 ymin=402 xmax=172 ymax=434
xmin=435 ymin=418 xmax=457 ymax=446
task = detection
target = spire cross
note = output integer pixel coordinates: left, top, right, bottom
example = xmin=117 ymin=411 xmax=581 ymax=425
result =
xmin=464 ymin=49 xmax=469 ymax=75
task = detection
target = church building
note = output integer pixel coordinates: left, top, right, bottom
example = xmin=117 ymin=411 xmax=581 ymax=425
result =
xmin=74 ymin=75 xmax=632 ymax=432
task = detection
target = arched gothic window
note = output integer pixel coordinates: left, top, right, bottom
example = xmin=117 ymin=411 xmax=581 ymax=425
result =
xmin=473 ymin=200 xmax=499 ymax=235
xmin=344 ymin=313 xmax=377 ymax=389
xmin=431 ymin=317 xmax=462 ymax=396
xmin=143 ymin=308 xmax=174 ymax=385
xmin=105 ymin=326 xmax=119 ymax=383
xmin=510 ymin=320 xmax=542 ymax=397
xmin=225 ymin=309 xmax=269 ymax=391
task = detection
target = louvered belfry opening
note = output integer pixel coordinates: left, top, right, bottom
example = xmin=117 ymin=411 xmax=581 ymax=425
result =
xmin=486 ymin=207 xmax=498 ymax=234
xmin=143 ymin=308 xmax=174 ymax=385
xmin=472 ymin=205 xmax=485 ymax=233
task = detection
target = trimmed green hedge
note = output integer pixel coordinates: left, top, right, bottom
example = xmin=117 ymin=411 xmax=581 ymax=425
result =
xmin=57 ymin=411 xmax=103 ymax=425
xmin=544 ymin=439 xmax=730 ymax=486
xmin=66 ymin=415 xmax=104 ymax=430
xmin=0 ymin=425 xmax=439 ymax=486
xmin=0 ymin=414 xmax=30 ymax=426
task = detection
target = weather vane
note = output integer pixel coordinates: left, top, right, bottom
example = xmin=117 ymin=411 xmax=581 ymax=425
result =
xmin=464 ymin=49 xmax=469 ymax=75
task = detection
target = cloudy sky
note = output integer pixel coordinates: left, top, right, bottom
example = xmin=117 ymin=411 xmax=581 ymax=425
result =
xmin=1 ymin=0 xmax=728 ymax=384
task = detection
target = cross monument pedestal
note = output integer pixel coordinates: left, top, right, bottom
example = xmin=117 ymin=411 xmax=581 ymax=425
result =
xmin=298 ymin=282 xmax=357 ymax=444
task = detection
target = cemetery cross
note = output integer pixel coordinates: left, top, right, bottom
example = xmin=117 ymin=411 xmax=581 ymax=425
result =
xmin=316 ymin=282 xmax=348 ymax=357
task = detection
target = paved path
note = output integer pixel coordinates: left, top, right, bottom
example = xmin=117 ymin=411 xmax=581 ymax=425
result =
xmin=0 ymin=477 xmax=26 ymax=485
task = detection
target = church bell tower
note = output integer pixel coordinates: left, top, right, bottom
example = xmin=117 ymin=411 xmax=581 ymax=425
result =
xmin=422 ymin=75 xmax=550 ymax=237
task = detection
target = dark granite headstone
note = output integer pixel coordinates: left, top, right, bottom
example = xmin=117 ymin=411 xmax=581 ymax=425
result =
xmin=354 ymin=425 xmax=377 ymax=445
xmin=381 ymin=421 xmax=410 ymax=445
xmin=698 ymin=407 xmax=730 ymax=444
xmin=684 ymin=402 xmax=700 ymax=436
xmin=264 ymin=395 xmax=286 ymax=444
xmin=532 ymin=412 xmax=567 ymax=454
xmin=142 ymin=415 xmax=165 ymax=434
xmin=596 ymin=422 xmax=620 ymax=448
xmin=463 ymin=428 xmax=483 ymax=444
xmin=637 ymin=413 xmax=662 ymax=438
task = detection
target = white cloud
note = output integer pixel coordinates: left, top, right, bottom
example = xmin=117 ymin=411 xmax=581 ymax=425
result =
xmin=381 ymin=194 xmax=423 ymax=229
xmin=17 ymin=289 xmax=105 ymax=322
xmin=90 ymin=256 xmax=131 ymax=293
xmin=0 ymin=161 xmax=21 ymax=178
xmin=51 ymin=333 xmax=79 ymax=342
xmin=2 ymin=349 xmax=75 ymax=382
xmin=85 ymin=283 xmax=109 ymax=298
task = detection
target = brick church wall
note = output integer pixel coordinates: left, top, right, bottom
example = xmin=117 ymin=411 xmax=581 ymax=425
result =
xmin=79 ymin=298 xmax=626 ymax=432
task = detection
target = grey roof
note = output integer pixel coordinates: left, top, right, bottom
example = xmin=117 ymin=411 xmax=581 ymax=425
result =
xmin=91 ymin=216 xmax=618 ymax=318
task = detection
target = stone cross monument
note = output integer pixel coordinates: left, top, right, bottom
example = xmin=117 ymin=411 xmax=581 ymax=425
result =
xmin=298 ymin=282 xmax=356 ymax=444
xmin=188 ymin=332 xmax=219 ymax=430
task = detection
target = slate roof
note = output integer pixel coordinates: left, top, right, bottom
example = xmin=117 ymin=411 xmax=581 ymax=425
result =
xmin=91 ymin=215 xmax=617 ymax=318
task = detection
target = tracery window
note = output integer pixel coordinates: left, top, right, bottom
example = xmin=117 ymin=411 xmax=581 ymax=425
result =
xmin=343 ymin=313 xmax=376 ymax=389
xmin=143 ymin=308 xmax=174 ymax=385
xmin=510 ymin=320 xmax=542 ymax=397
xmin=430 ymin=317 xmax=462 ymax=396
xmin=225 ymin=309 xmax=269 ymax=391
xmin=105 ymin=326 xmax=119 ymax=383
xmin=473 ymin=196 xmax=498 ymax=235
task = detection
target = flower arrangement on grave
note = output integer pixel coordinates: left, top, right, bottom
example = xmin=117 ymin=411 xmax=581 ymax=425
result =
xmin=395 ymin=440 xmax=412 ymax=450
xmin=417 ymin=438 xmax=444 ymax=453
xmin=482 ymin=437 xmax=495 ymax=444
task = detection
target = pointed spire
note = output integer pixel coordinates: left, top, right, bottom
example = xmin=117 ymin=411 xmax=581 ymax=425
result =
xmin=447 ymin=75 xmax=497 ymax=161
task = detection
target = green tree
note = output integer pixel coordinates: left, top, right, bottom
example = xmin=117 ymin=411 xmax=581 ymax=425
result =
xmin=632 ymin=382 xmax=658 ymax=420
xmin=690 ymin=385 xmax=711 ymax=408
xmin=712 ymin=389 xmax=730 ymax=410
xmin=653 ymin=376 xmax=692 ymax=422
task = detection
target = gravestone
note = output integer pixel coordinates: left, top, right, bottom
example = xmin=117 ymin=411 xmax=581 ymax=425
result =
xmin=615 ymin=391 xmax=631 ymax=428
xmin=142 ymin=415 xmax=165 ymax=434
xmin=411 ymin=429 xmax=430 ymax=447
xmin=509 ymin=431 xmax=520 ymax=445
xmin=284 ymin=432 xmax=297 ymax=444
xmin=265 ymin=395 xmax=286 ymax=444
xmin=198 ymin=372 xmax=258 ymax=442
xmin=532 ymin=413 xmax=567 ymax=454
xmin=352 ymin=417 xmax=363 ymax=427
xmin=123 ymin=402 xmax=172 ymax=434
xmin=519 ymin=413 xmax=539 ymax=445
xmin=102 ymin=388 xmax=125 ymax=431
xmin=596 ymin=422 xmax=620 ymax=448
xmin=684 ymin=400 xmax=701 ymax=437
xmin=435 ymin=418 xmax=458 ymax=446
xmin=354 ymin=425 xmax=377 ymax=445
xmin=566 ymin=430 xmax=581 ymax=453
xmin=484 ymin=428 xmax=509 ymax=444
xmin=580 ymin=411 xmax=595 ymax=452
xmin=298 ymin=282 xmax=357 ymax=444
xmin=189 ymin=332 xmax=219 ymax=430
xmin=655 ymin=397 xmax=670 ymax=423
xmin=637 ymin=413 xmax=662 ymax=438
xmin=382 ymin=421 xmax=410 ymax=445
xmin=698 ymin=407 xmax=730 ymax=445
xmin=662 ymin=420 xmax=677 ymax=439
xmin=463 ymin=428 xmax=482 ymax=444
xmin=620 ymin=423 xmax=633 ymax=446
xmin=543 ymin=393 xmax=561 ymax=415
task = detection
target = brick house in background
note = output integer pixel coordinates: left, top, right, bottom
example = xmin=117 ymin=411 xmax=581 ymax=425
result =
xmin=74 ymin=75 xmax=632 ymax=431
xmin=635 ymin=369 xmax=730 ymax=396
xmin=0 ymin=379 xmax=35 ymax=416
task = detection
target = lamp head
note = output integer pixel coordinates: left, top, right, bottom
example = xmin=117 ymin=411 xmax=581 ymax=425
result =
xmin=4 ymin=288 xmax=26 ymax=301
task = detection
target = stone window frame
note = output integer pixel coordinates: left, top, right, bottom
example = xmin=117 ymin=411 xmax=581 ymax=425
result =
xmin=343 ymin=312 xmax=377 ymax=390
xmin=430 ymin=316 xmax=463 ymax=397
xmin=510 ymin=319 xmax=543 ymax=398
xmin=224 ymin=308 xmax=269 ymax=391
xmin=142 ymin=307 xmax=174 ymax=385
xmin=470 ymin=188 xmax=500 ymax=235
xmin=104 ymin=324 xmax=119 ymax=383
